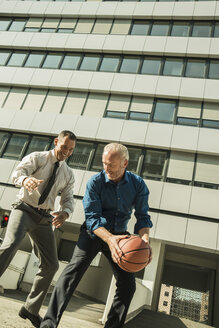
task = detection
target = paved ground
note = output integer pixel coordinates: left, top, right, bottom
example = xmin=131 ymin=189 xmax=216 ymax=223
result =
xmin=0 ymin=289 xmax=104 ymax=328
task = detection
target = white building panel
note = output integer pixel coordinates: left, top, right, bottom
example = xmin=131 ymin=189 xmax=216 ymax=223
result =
xmin=0 ymin=108 xmax=16 ymax=129
xmin=153 ymin=2 xmax=175 ymax=19
xmin=155 ymin=213 xmax=187 ymax=245
xmin=71 ymin=199 xmax=85 ymax=226
xmin=74 ymin=116 xmax=101 ymax=140
xmin=204 ymin=79 xmax=219 ymax=101
xmin=12 ymin=32 xmax=34 ymax=49
xmin=114 ymin=2 xmax=136 ymax=18
xmin=103 ymin=35 xmax=126 ymax=54
xmin=164 ymin=37 xmax=188 ymax=57
xmin=29 ymin=33 xmax=51 ymax=50
xmin=160 ymin=183 xmax=192 ymax=214
xmin=123 ymin=35 xmax=146 ymax=55
xmin=49 ymin=70 xmax=74 ymax=89
xmin=50 ymin=113 xmax=79 ymax=135
xmin=197 ymin=128 xmax=219 ymax=155
xmin=10 ymin=110 xmax=36 ymax=132
xmin=96 ymin=117 xmax=124 ymax=142
xmin=0 ymin=186 xmax=18 ymax=210
xmin=96 ymin=2 xmax=118 ymax=17
xmin=68 ymin=71 xmax=93 ymax=91
xmin=179 ymin=77 xmax=205 ymax=101
xmin=44 ymin=2 xmax=66 ymax=16
xmin=189 ymin=187 xmax=219 ymax=220
xmin=0 ymin=0 xmax=17 ymax=14
xmin=145 ymin=122 xmax=173 ymax=149
xmin=145 ymin=179 xmax=164 ymax=210
xmin=83 ymin=34 xmax=106 ymax=53
xmin=78 ymin=171 xmax=98 ymax=197
xmin=61 ymin=2 xmax=82 ymax=17
xmin=30 ymin=69 xmax=54 ymax=88
xmin=171 ymin=125 xmax=199 ymax=152
xmin=0 ymin=31 xmax=17 ymax=47
xmin=110 ymin=73 xmax=136 ymax=94
xmin=120 ymin=120 xmax=148 ymax=146
xmin=12 ymin=1 xmax=32 ymax=14
xmin=78 ymin=2 xmax=99 ymax=17
xmin=144 ymin=36 xmax=167 ymax=55
xmin=193 ymin=1 xmax=216 ymax=19
xmin=11 ymin=67 xmax=35 ymax=86
xmin=65 ymin=34 xmax=87 ymax=51
xmin=89 ymin=72 xmax=114 ymax=92
xmin=185 ymin=219 xmax=218 ymax=251
xmin=29 ymin=112 xmax=57 ymax=134
xmin=187 ymin=38 xmax=211 ymax=57
xmin=133 ymin=2 xmax=155 ymax=19
xmin=172 ymin=2 xmax=195 ymax=19
xmin=27 ymin=1 xmax=49 ymax=16
xmin=133 ymin=75 xmax=158 ymax=96
xmin=47 ymin=33 xmax=69 ymax=51
xmin=0 ymin=159 xmax=17 ymax=184
xmin=72 ymin=169 xmax=85 ymax=196
xmin=156 ymin=76 xmax=181 ymax=98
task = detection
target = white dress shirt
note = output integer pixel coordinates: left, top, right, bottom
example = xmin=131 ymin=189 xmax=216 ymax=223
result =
xmin=12 ymin=149 xmax=75 ymax=215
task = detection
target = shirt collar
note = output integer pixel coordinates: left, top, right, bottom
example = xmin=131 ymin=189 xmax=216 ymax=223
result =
xmin=103 ymin=170 xmax=128 ymax=185
xmin=51 ymin=149 xmax=64 ymax=167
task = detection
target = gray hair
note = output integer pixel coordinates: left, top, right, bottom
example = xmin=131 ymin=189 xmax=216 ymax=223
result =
xmin=103 ymin=143 xmax=129 ymax=161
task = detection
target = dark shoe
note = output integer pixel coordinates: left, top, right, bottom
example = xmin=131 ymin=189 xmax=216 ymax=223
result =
xmin=19 ymin=306 xmax=42 ymax=328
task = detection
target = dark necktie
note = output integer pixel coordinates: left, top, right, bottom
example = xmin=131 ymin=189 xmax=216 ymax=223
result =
xmin=38 ymin=161 xmax=59 ymax=205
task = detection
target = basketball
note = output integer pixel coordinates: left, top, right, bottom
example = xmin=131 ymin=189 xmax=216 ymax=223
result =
xmin=118 ymin=235 xmax=151 ymax=272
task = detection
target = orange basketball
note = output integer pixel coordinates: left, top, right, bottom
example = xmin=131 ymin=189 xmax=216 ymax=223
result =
xmin=118 ymin=235 xmax=151 ymax=272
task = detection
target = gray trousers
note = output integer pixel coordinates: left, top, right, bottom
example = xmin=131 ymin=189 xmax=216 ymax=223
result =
xmin=0 ymin=201 xmax=59 ymax=315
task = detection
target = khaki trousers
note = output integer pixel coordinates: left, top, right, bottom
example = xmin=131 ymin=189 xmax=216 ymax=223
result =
xmin=0 ymin=201 xmax=59 ymax=315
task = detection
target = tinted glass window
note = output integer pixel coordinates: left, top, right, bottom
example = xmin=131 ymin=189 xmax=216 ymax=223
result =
xmin=171 ymin=23 xmax=190 ymax=37
xmin=208 ymin=61 xmax=219 ymax=79
xmin=24 ymin=53 xmax=45 ymax=68
xmin=9 ymin=19 xmax=26 ymax=31
xmin=153 ymin=100 xmax=176 ymax=123
xmin=80 ymin=55 xmax=100 ymax=71
xmin=120 ymin=57 xmax=140 ymax=73
xmin=42 ymin=53 xmax=62 ymax=68
xmin=150 ymin=22 xmax=169 ymax=36
xmin=185 ymin=60 xmax=206 ymax=78
xmin=0 ymin=50 xmax=11 ymax=66
xmin=99 ymin=56 xmax=120 ymax=72
xmin=129 ymin=112 xmax=149 ymax=121
xmin=141 ymin=150 xmax=167 ymax=180
xmin=68 ymin=141 xmax=93 ymax=170
xmin=105 ymin=111 xmax=126 ymax=119
xmin=163 ymin=59 xmax=184 ymax=76
xmin=0 ymin=18 xmax=11 ymax=31
xmin=192 ymin=23 xmax=211 ymax=37
xmin=25 ymin=136 xmax=51 ymax=155
xmin=61 ymin=54 xmax=81 ymax=70
xmin=141 ymin=57 xmax=161 ymax=75
xmin=2 ymin=134 xmax=29 ymax=160
xmin=7 ymin=52 xmax=27 ymax=67
xmin=131 ymin=21 xmax=150 ymax=35
xmin=91 ymin=144 xmax=106 ymax=172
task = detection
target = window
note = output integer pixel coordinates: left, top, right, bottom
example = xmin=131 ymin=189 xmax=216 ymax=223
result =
xmin=192 ymin=23 xmax=212 ymax=38
xmin=7 ymin=52 xmax=27 ymax=67
xmin=195 ymin=154 xmax=219 ymax=184
xmin=105 ymin=111 xmax=126 ymax=119
xmin=41 ymin=28 xmax=56 ymax=33
xmin=68 ymin=141 xmax=93 ymax=170
xmin=164 ymin=291 xmax=169 ymax=297
xmin=25 ymin=136 xmax=51 ymax=155
xmin=42 ymin=53 xmax=63 ymax=69
xmin=111 ymin=19 xmax=131 ymax=35
xmin=167 ymin=151 xmax=195 ymax=181
xmin=2 ymin=134 xmax=29 ymax=160
xmin=0 ymin=18 xmax=11 ymax=31
xmin=208 ymin=61 xmax=219 ymax=79
xmin=58 ymin=18 xmax=76 ymax=31
xmin=91 ymin=144 xmax=106 ymax=172
xmin=79 ymin=55 xmax=100 ymax=71
xmin=150 ymin=22 xmax=170 ymax=36
xmin=177 ymin=117 xmax=198 ymax=126
xmin=141 ymin=150 xmax=167 ymax=180
xmin=153 ymin=100 xmax=176 ymax=123
xmin=24 ymin=52 xmax=45 ymax=68
xmin=131 ymin=21 xmax=150 ymax=35
xmin=9 ymin=19 xmax=26 ymax=31
xmin=202 ymin=120 xmax=219 ymax=129
xmin=99 ymin=56 xmax=120 ymax=72
xmin=92 ymin=19 xmax=112 ymax=34
xmin=171 ymin=22 xmax=190 ymax=37
xmin=83 ymin=93 xmax=108 ymax=117
xmin=60 ymin=54 xmax=81 ymax=70
xmin=0 ymin=132 xmax=9 ymax=155
xmin=127 ymin=147 xmax=141 ymax=173
xmin=120 ymin=56 xmax=140 ymax=73
xmin=0 ymin=50 xmax=10 ymax=66
xmin=185 ymin=60 xmax=206 ymax=78
xmin=162 ymin=59 xmax=184 ymax=76
xmin=129 ymin=112 xmax=149 ymax=121
xmin=74 ymin=18 xmax=94 ymax=34
xmin=163 ymin=301 xmax=168 ymax=306
xmin=107 ymin=94 xmax=130 ymax=113
xmin=141 ymin=57 xmax=161 ymax=75
xmin=214 ymin=23 xmax=219 ymax=38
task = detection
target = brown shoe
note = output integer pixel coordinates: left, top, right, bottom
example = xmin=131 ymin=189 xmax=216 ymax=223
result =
xmin=19 ymin=306 xmax=42 ymax=328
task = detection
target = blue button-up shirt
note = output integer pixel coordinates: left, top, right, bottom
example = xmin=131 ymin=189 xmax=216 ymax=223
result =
xmin=82 ymin=170 xmax=152 ymax=237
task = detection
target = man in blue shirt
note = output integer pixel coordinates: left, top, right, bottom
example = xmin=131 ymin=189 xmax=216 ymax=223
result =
xmin=40 ymin=143 xmax=152 ymax=328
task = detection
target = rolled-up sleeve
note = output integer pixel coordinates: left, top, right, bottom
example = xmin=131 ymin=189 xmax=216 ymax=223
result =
xmin=82 ymin=179 xmax=107 ymax=233
xmin=12 ymin=153 xmax=38 ymax=187
xmin=134 ymin=179 xmax=153 ymax=234
xmin=60 ymin=171 xmax=75 ymax=215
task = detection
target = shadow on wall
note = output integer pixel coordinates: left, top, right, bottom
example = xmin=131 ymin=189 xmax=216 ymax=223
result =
xmin=124 ymin=308 xmax=214 ymax=328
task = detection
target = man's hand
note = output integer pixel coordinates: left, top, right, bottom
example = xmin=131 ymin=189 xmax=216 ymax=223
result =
xmin=107 ymin=235 xmax=129 ymax=264
xmin=23 ymin=177 xmax=43 ymax=192
xmin=52 ymin=211 xmax=69 ymax=228
xmin=139 ymin=227 xmax=152 ymax=264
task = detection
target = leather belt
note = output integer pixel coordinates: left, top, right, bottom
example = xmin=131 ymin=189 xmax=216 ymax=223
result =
xmin=26 ymin=203 xmax=51 ymax=216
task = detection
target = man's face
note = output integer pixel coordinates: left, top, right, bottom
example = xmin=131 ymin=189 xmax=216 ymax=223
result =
xmin=54 ymin=136 xmax=76 ymax=161
xmin=102 ymin=151 xmax=128 ymax=183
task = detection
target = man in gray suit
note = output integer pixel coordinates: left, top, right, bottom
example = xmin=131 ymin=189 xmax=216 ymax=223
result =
xmin=0 ymin=130 xmax=76 ymax=328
